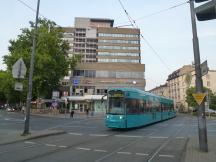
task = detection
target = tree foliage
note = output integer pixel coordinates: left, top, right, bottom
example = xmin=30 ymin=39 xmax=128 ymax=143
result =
xmin=3 ymin=18 xmax=78 ymax=101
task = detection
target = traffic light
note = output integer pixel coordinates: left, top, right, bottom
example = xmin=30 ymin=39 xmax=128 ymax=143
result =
xmin=195 ymin=0 xmax=216 ymax=21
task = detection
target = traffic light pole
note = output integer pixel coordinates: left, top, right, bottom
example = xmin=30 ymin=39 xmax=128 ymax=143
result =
xmin=189 ymin=0 xmax=208 ymax=152
xmin=23 ymin=0 xmax=40 ymax=135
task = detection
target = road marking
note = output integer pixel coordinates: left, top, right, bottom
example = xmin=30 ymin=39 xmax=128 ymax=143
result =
xmin=149 ymin=136 xmax=168 ymax=139
xmin=76 ymin=147 xmax=91 ymax=151
xmin=176 ymin=137 xmax=185 ymax=139
xmin=68 ymin=132 xmax=83 ymax=136
xmin=94 ymin=149 xmax=107 ymax=152
xmin=159 ymin=154 xmax=175 ymax=158
xmin=45 ymin=144 xmax=56 ymax=147
xmin=160 ymin=124 xmax=168 ymax=127
xmin=117 ymin=151 xmax=132 ymax=155
xmin=24 ymin=141 xmax=36 ymax=144
xmin=115 ymin=135 xmax=142 ymax=138
xmin=147 ymin=124 xmax=185 ymax=162
xmin=58 ymin=145 xmax=67 ymax=148
xmin=90 ymin=134 xmax=109 ymax=137
xmin=135 ymin=153 xmax=149 ymax=156
xmin=173 ymin=124 xmax=183 ymax=126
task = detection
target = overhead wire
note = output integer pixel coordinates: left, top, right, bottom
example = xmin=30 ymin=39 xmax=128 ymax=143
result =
xmin=17 ymin=0 xmax=180 ymax=89
xmin=116 ymin=1 xmax=189 ymax=27
xmin=17 ymin=0 xmax=62 ymax=28
xmin=118 ymin=0 xmax=180 ymax=88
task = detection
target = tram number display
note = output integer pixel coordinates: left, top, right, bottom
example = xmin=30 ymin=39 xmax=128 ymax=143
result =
xmin=109 ymin=91 xmax=124 ymax=97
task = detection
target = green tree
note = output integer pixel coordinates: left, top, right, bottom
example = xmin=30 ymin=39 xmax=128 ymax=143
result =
xmin=186 ymin=87 xmax=197 ymax=108
xmin=3 ymin=18 xmax=78 ymax=100
xmin=210 ymin=93 xmax=216 ymax=110
xmin=0 ymin=70 xmax=7 ymax=104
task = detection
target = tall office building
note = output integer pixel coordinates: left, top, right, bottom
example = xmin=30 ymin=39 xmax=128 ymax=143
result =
xmin=61 ymin=17 xmax=145 ymax=112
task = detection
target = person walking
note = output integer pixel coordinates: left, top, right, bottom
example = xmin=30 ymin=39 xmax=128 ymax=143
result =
xmin=70 ymin=110 xmax=74 ymax=118
xmin=86 ymin=108 xmax=89 ymax=117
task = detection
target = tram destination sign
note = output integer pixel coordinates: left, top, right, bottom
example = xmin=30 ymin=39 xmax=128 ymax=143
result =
xmin=109 ymin=90 xmax=124 ymax=97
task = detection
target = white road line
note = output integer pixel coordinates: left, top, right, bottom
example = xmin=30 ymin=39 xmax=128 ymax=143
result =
xmin=45 ymin=144 xmax=56 ymax=147
xmin=176 ymin=137 xmax=185 ymax=139
xmin=115 ymin=135 xmax=142 ymax=138
xmin=173 ymin=124 xmax=183 ymax=126
xmin=68 ymin=132 xmax=83 ymax=136
xmin=149 ymin=136 xmax=168 ymax=139
xmin=135 ymin=153 xmax=149 ymax=156
xmin=58 ymin=145 xmax=67 ymax=148
xmin=76 ymin=147 xmax=91 ymax=151
xmin=117 ymin=151 xmax=132 ymax=155
xmin=90 ymin=134 xmax=109 ymax=137
xmin=159 ymin=154 xmax=175 ymax=158
xmin=24 ymin=141 xmax=36 ymax=144
xmin=94 ymin=149 xmax=107 ymax=152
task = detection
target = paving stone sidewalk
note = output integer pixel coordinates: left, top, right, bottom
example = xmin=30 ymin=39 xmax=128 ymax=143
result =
xmin=184 ymin=136 xmax=216 ymax=162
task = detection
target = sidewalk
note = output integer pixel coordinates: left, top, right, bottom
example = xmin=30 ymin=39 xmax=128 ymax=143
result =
xmin=184 ymin=136 xmax=216 ymax=162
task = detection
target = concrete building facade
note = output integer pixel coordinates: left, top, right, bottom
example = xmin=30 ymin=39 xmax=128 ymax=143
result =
xmin=150 ymin=65 xmax=216 ymax=112
xmin=60 ymin=17 xmax=145 ymax=113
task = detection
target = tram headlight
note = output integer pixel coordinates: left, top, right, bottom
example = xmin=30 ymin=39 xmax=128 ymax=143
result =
xmin=119 ymin=115 xmax=124 ymax=120
xmin=106 ymin=115 xmax=110 ymax=119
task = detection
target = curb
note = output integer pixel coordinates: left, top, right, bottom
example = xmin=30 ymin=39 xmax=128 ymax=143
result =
xmin=0 ymin=130 xmax=66 ymax=146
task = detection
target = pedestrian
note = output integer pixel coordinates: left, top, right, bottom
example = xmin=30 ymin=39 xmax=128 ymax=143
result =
xmin=86 ymin=108 xmax=89 ymax=117
xmin=70 ymin=110 xmax=74 ymax=118
xmin=21 ymin=105 xmax=25 ymax=114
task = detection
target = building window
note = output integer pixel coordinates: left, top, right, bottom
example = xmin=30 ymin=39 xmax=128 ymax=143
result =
xmin=98 ymin=46 xmax=139 ymax=50
xmin=98 ymin=52 xmax=139 ymax=57
xmin=98 ymin=33 xmax=139 ymax=38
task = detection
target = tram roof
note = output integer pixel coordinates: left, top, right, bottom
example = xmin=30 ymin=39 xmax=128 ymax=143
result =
xmin=108 ymin=87 xmax=172 ymax=101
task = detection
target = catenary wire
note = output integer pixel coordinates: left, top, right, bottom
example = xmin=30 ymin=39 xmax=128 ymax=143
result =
xmin=118 ymin=0 xmax=172 ymax=72
xmin=17 ymin=0 xmax=164 ymax=89
xmin=116 ymin=1 xmax=189 ymax=27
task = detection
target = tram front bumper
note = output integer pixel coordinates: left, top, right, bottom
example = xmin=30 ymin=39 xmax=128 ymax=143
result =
xmin=105 ymin=115 xmax=126 ymax=128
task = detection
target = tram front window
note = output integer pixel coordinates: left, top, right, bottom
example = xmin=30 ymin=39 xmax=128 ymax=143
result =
xmin=108 ymin=97 xmax=124 ymax=115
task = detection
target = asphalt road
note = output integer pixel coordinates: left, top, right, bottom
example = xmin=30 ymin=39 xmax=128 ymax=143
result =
xmin=1 ymin=111 xmax=216 ymax=162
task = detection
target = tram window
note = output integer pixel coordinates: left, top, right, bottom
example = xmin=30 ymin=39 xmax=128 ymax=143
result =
xmin=146 ymin=100 xmax=152 ymax=112
xmin=139 ymin=100 xmax=145 ymax=114
xmin=126 ymin=99 xmax=139 ymax=114
xmin=108 ymin=97 xmax=124 ymax=115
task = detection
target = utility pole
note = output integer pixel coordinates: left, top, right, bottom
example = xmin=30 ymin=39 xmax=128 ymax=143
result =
xmin=23 ymin=0 xmax=40 ymax=135
xmin=189 ymin=0 xmax=208 ymax=152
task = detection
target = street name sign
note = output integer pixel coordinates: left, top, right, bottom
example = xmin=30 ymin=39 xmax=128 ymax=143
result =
xmin=193 ymin=93 xmax=206 ymax=105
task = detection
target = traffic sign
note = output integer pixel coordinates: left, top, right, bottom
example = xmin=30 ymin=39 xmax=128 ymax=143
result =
xmin=14 ymin=82 xmax=23 ymax=91
xmin=193 ymin=93 xmax=206 ymax=105
xmin=200 ymin=60 xmax=209 ymax=76
xmin=12 ymin=58 xmax=27 ymax=79
xmin=73 ymin=79 xmax=79 ymax=85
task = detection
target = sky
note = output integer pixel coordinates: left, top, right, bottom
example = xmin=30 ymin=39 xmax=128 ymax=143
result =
xmin=0 ymin=0 xmax=216 ymax=90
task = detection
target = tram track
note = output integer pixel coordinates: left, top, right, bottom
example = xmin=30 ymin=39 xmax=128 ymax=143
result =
xmin=1 ymin=115 xmax=192 ymax=162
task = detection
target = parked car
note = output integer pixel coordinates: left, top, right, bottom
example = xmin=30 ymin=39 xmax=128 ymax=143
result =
xmin=6 ymin=107 xmax=15 ymax=112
